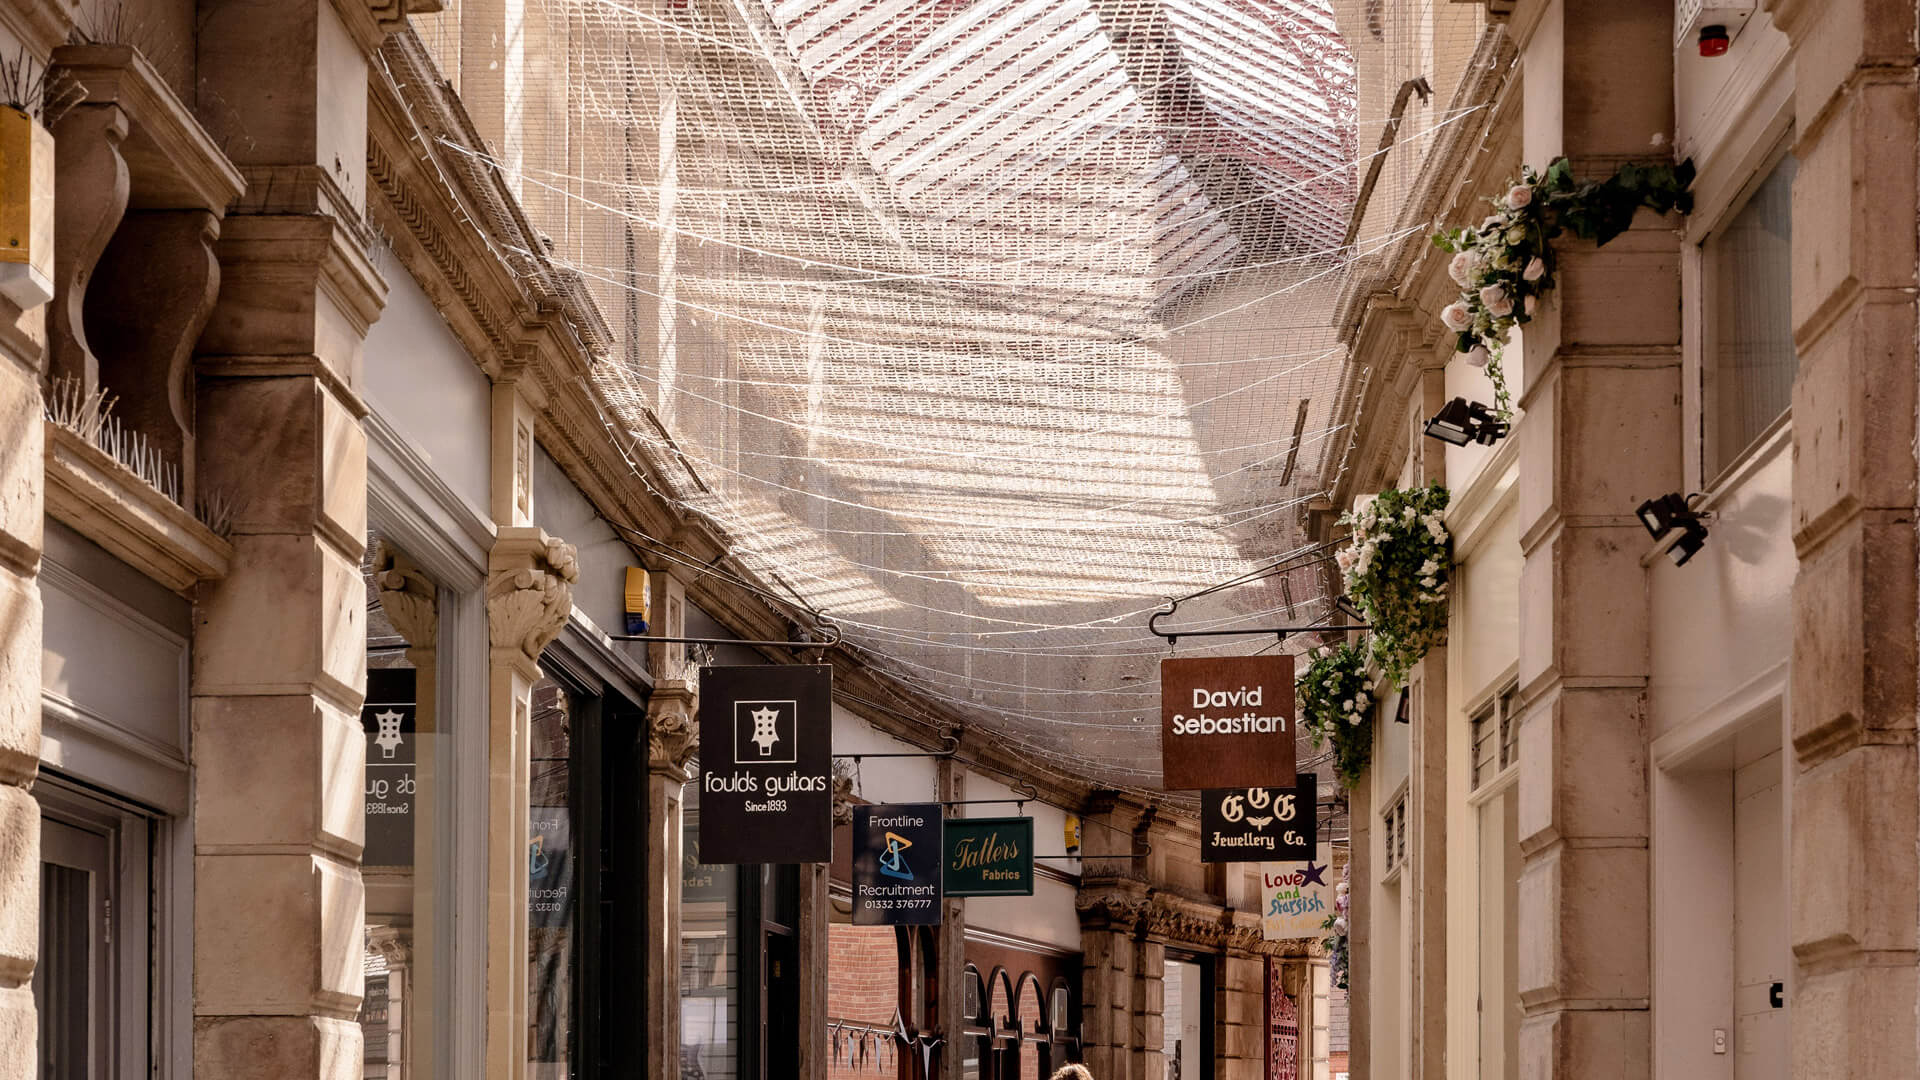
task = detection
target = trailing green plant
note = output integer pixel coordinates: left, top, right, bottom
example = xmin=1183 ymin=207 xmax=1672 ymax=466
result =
xmin=1338 ymin=482 xmax=1451 ymax=685
xmin=1297 ymin=640 xmax=1374 ymax=788
xmin=1432 ymin=156 xmax=1695 ymax=416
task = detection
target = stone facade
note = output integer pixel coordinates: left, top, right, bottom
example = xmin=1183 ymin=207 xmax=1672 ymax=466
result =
xmin=1333 ymin=0 xmax=1920 ymax=1078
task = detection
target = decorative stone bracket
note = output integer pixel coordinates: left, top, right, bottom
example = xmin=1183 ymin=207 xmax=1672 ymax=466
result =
xmin=374 ymin=540 xmax=438 ymax=651
xmin=487 ymin=526 xmax=578 ymax=664
xmin=46 ymin=43 xmax=245 ymax=510
xmin=646 ymin=678 xmax=698 ymax=778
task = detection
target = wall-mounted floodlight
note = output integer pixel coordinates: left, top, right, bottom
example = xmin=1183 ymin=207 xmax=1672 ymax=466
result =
xmin=1636 ymin=492 xmax=1713 ymax=567
xmin=1423 ymin=398 xmax=1509 ymax=447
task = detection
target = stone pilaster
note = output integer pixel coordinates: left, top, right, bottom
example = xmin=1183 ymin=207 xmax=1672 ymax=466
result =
xmin=1406 ymin=363 xmax=1448 ymax=1080
xmin=485 ymin=528 xmax=577 ymax=1080
xmin=646 ymin=678 xmax=697 ymax=1080
xmin=191 ymin=4 xmax=390 ymax=1074
xmin=1217 ymin=947 xmax=1263 ymax=1080
xmin=1510 ymin=2 xmax=1678 ymax=1076
xmin=0 ymin=105 xmax=51 ymax=1080
xmin=1076 ymin=880 xmax=1148 ymax=1080
xmin=1129 ymin=937 xmax=1167 ymax=1080
xmin=1770 ymin=1 xmax=1920 ymax=1076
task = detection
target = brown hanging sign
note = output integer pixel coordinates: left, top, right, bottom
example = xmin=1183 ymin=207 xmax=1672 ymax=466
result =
xmin=1159 ymin=654 xmax=1297 ymax=790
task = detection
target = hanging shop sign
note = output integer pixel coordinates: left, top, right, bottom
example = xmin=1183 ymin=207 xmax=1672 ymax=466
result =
xmin=361 ymin=668 xmax=417 ymax=867
xmin=1159 ymin=654 xmax=1296 ymax=789
xmin=697 ymin=664 xmax=834 ymax=864
xmin=1261 ymin=843 xmax=1336 ymax=941
xmin=852 ymin=802 xmax=944 ymax=925
xmin=943 ymin=816 xmax=1035 ymax=897
xmin=1200 ymin=773 xmax=1317 ymax=862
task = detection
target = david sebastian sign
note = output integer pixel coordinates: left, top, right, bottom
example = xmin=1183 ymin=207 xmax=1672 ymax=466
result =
xmin=853 ymin=803 xmax=944 ymax=925
xmin=943 ymin=816 xmax=1034 ymax=897
xmin=1160 ymin=654 xmax=1296 ymax=789
xmin=1200 ymin=773 xmax=1317 ymax=862
xmin=697 ymin=664 xmax=833 ymax=864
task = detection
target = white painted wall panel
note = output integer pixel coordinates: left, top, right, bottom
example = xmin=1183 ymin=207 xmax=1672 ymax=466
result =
xmin=363 ymin=267 xmax=492 ymax=517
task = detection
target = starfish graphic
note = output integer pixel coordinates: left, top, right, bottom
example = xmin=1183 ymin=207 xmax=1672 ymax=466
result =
xmin=1299 ymin=861 xmax=1328 ymax=887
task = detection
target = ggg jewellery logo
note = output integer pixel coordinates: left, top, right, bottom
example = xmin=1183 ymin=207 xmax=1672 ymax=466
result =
xmin=1200 ymin=773 xmax=1318 ymax=863
xmin=734 ymin=699 xmax=797 ymax=764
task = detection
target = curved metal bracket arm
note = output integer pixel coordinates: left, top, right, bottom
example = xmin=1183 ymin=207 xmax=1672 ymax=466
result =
xmin=608 ymin=614 xmax=844 ymax=651
xmin=1147 ymin=600 xmax=1369 ymax=647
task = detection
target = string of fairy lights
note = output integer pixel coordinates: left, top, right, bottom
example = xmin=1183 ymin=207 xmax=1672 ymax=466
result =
xmin=385 ymin=0 xmax=1496 ymax=784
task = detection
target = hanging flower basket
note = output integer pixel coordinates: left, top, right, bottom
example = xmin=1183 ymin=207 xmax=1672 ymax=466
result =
xmin=1433 ymin=156 xmax=1695 ymax=416
xmin=1338 ymin=482 xmax=1451 ymax=686
xmin=1298 ymin=640 xmax=1374 ymax=789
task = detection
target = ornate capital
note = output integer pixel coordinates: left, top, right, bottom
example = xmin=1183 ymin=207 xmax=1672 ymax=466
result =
xmin=366 ymin=925 xmax=412 ymax=969
xmin=373 ymin=540 xmax=437 ymax=650
xmin=647 ymin=679 xmax=698 ymax=776
xmin=487 ymin=528 xmax=578 ymax=661
xmin=832 ymin=771 xmax=856 ymax=826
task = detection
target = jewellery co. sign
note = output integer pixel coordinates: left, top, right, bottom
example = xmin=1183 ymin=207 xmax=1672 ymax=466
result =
xmin=1199 ymin=773 xmax=1317 ymax=862
xmin=943 ymin=816 xmax=1034 ymax=897
xmin=697 ymin=665 xmax=833 ymax=864
xmin=853 ymin=803 xmax=944 ymax=925
xmin=1160 ymin=654 xmax=1296 ymax=789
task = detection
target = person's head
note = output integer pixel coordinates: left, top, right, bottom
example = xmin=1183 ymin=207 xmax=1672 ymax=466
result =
xmin=1050 ymin=1064 xmax=1094 ymax=1080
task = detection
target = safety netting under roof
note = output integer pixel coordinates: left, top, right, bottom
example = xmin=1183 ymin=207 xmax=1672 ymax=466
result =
xmin=409 ymin=0 xmax=1497 ymax=790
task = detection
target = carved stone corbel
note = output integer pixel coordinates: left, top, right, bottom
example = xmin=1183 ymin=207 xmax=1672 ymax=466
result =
xmin=49 ymin=101 xmax=130 ymax=390
xmin=374 ymin=540 xmax=438 ymax=651
xmin=646 ymin=679 xmax=698 ymax=778
xmin=486 ymin=528 xmax=578 ymax=662
xmin=832 ymin=771 xmax=856 ymax=826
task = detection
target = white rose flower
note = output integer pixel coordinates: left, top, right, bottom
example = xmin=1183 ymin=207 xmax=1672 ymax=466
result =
xmin=1479 ymin=284 xmax=1506 ymax=306
xmin=1333 ymin=916 xmax=1348 ymax=935
xmin=1421 ymin=576 xmax=1437 ymax=588
xmin=1341 ymin=699 xmax=1354 ymax=713
xmin=1464 ymin=344 xmax=1490 ymax=367
xmin=1440 ymin=301 xmax=1473 ymax=331
xmin=1481 ymin=214 xmax=1503 ymax=231
xmin=1354 ymin=693 xmax=1369 ymax=708
xmin=1506 ymin=184 xmax=1533 ymax=209
xmin=1363 ymin=680 xmax=1374 ymax=691
xmin=1487 ymin=296 xmax=1514 ymax=318
xmin=1523 ymin=257 xmax=1546 ymax=281
xmin=1443 ymin=249 xmax=1474 ymax=286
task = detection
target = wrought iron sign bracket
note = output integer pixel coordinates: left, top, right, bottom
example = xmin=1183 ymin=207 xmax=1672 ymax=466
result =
xmin=1147 ymin=604 xmax=1370 ymax=648
xmin=835 ymin=733 xmax=961 ymax=761
xmin=608 ymin=615 xmax=844 ymax=652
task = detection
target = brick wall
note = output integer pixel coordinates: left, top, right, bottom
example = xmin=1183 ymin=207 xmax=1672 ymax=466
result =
xmin=829 ymin=924 xmax=902 ymax=1080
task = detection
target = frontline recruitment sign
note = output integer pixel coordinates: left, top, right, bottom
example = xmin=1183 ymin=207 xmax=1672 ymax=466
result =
xmin=697 ymin=664 xmax=833 ymax=864
xmin=943 ymin=816 xmax=1035 ymax=897
xmin=853 ymin=803 xmax=944 ymax=925
xmin=1199 ymin=774 xmax=1317 ymax=862
xmin=1159 ymin=654 xmax=1296 ymax=789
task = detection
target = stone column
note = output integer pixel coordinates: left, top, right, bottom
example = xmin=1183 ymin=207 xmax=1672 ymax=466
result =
xmin=1405 ymin=363 xmax=1448 ymax=1080
xmin=647 ymin=678 xmax=697 ymax=1080
xmin=190 ymin=4 xmax=393 ymax=1075
xmin=1130 ymin=937 xmax=1166 ymax=1080
xmin=935 ymin=758 xmax=967 ymax=1080
xmin=1217 ymin=947 xmax=1263 ymax=1080
xmin=1770 ymin=1 xmax=1920 ymax=1076
xmin=1510 ymin=2 xmax=1678 ymax=1076
xmin=0 ymin=80 xmax=53 ymax=1080
xmin=1076 ymin=886 xmax=1146 ymax=1080
xmin=485 ymin=529 xmax=578 ymax=1080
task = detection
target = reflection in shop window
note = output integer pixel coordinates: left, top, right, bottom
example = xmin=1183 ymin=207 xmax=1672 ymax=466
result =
xmin=530 ymin=675 xmax=577 ymax=1077
xmin=362 ymin=533 xmax=449 ymax=1080
xmin=683 ymin=776 xmax=740 ymax=1080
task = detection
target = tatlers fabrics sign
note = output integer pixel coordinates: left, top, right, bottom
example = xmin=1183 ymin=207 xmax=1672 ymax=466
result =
xmin=943 ymin=816 xmax=1035 ymax=897
xmin=697 ymin=665 xmax=833 ymax=864
xmin=853 ymin=803 xmax=944 ymax=925
xmin=1159 ymin=654 xmax=1296 ymax=789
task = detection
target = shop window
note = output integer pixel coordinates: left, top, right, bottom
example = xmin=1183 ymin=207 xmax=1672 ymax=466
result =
xmin=530 ymin=674 xmax=579 ymax=1077
xmin=1161 ymin=957 xmax=1210 ymax=1080
xmin=1702 ymin=151 xmax=1797 ymax=479
xmin=361 ymin=534 xmax=453 ymax=1079
xmin=682 ymin=778 xmax=742 ymax=1080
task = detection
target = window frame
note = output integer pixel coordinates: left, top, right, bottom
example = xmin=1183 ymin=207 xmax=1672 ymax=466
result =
xmin=1679 ymin=74 xmax=1797 ymax=497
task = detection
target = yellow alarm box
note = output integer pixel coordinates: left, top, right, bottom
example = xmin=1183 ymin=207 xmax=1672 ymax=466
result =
xmin=624 ymin=567 xmax=650 ymax=634
xmin=0 ymin=106 xmax=55 ymax=309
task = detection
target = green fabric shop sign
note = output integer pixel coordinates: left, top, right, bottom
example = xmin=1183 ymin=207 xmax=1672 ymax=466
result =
xmin=943 ymin=816 xmax=1034 ymax=897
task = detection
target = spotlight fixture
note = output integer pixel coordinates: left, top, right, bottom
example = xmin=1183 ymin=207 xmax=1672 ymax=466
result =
xmin=1423 ymin=398 xmax=1509 ymax=447
xmin=1635 ymin=492 xmax=1713 ymax=567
